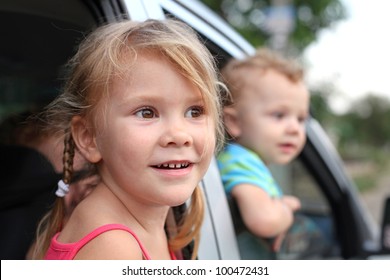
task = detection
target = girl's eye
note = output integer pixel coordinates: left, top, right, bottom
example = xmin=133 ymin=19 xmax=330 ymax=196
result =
xmin=135 ymin=108 xmax=156 ymax=119
xmin=185 ymin=106 xmax=205 ymax=118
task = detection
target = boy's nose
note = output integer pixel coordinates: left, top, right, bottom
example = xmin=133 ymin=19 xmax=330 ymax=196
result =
xmin=286 ymin=117 xmax=301 ymax=133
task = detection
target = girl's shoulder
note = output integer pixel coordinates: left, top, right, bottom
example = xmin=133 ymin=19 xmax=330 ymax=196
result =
xmin=60 ymin=190 xmax=151 ymax=259
xmin=72 ymin=223 xmax=150 ymax=259
xmin=49 ymin=223 xmax=150 ymax=260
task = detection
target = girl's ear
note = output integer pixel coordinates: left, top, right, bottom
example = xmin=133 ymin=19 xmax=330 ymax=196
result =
xmin=71 ymin=116 xmax=101 ymax=163
xmin=223 ymin=106 xmax=242 ymax=138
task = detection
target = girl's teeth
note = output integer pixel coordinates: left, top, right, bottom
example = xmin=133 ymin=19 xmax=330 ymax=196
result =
xmin=156 ymin=163 xmax=189 ymax=169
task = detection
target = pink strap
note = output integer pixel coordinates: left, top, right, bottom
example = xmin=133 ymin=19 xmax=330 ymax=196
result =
xmin=72 ymin=223 xmax=151 ymax=259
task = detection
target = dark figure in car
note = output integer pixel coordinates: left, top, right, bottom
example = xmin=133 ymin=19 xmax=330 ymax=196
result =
xmin=0 ymin=112 xmax=98 ymax=259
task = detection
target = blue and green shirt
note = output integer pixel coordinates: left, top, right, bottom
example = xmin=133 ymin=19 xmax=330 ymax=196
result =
xmin=217 ymin=143 xmax=283 ymax=198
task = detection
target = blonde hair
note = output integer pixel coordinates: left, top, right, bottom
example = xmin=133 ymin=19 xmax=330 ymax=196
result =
xmin=33 ymin=19 xmax=224 ymax=260
xmin=221 ymin=48 xmax=304 ymax=105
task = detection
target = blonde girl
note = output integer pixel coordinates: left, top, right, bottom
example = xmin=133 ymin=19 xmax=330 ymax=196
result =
xmin=32 ymin=19 xmax=224 ymax=260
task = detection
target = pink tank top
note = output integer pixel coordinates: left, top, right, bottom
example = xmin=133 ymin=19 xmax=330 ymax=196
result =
xmin=44 ymin=223 xmax=176 ymax=260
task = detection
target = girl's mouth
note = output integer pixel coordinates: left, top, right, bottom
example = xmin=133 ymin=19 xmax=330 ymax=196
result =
xmin=154 ymin=162 xmax=190 ymax=169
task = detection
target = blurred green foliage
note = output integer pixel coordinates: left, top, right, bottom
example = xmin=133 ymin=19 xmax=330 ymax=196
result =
xmin=320 ymin=93 xmax=390 ymax=192
xmin=201 ymin=0 xmax=346 ymax=52
xmin=337 ymin=95 xmax=390 ymax=148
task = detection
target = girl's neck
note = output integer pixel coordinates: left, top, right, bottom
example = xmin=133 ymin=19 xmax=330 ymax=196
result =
xmin=92 ymin=183 xmax=173 ymax=259
xmin=97 ymin=183 xmax=170 ymax=233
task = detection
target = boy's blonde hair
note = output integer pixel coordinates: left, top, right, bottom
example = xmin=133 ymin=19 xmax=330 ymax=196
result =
xmin=33 ymin=19 xmax=224 ymax=260
xmin=221 ymin=48 xmax=304 ymax=105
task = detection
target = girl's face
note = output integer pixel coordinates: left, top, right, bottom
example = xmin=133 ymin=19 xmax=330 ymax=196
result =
xmin=92 ymin=53 xmax=215 ymax=207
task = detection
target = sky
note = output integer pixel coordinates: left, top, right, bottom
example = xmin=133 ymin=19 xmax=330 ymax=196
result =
xmin=303 ymin=0 xmax=390 ymax=114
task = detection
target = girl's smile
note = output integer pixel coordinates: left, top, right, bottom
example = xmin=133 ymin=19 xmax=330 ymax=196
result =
xmin=153 ymin=161 xmax=191 ymax=169
xmin=151 ymin=161 xmax=194 ymax=177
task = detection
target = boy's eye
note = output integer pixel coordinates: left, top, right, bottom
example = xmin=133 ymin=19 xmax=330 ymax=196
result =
xmin=298 ymin=116 xmax=307 ymax=123
xmin=135 ymin=108 xmax=156 ymax=119
xmin=185 ymin=106 xmax=205 ymax=118
xmin=272 ymin=112 xmax=285 ymax=119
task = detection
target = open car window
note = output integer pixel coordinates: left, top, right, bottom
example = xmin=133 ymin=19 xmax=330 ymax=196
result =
xmin=1 ymin=0 xmax=385 ymax=261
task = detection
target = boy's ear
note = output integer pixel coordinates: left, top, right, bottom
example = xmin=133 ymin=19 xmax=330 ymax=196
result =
xmin=223 ymin=107 xmax=241 ymax=138
xmin=71 ymin=116 xmax=101 ymax=163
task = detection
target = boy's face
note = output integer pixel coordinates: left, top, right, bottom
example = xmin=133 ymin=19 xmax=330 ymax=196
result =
xmin=225 ymin=69 xmax=309 ymax=165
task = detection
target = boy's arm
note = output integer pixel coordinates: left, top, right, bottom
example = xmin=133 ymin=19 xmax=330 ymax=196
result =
xmin=282 ymin=195 xmax=301 ymax=212
xmin=231 ymin=183 xmax=298 ymax=238
xmin=271 ymin=195 xmax=301 ymax=251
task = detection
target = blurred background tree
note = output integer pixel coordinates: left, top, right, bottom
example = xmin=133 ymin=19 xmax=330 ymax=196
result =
xmin=334 ymin=94 xmax=390 ymax=192
xmin=201 ymin=0 xmax=346 ymax=53
xmin=337 ymin=94 xmax=390 ymax=154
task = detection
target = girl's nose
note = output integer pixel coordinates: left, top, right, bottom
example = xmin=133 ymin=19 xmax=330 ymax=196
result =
xmin=159 ymin=121 xmax=193 ymax=147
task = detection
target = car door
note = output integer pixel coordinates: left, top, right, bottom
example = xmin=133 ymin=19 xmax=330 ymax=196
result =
xmin=0 ymin=0 xmax=381 ymax=260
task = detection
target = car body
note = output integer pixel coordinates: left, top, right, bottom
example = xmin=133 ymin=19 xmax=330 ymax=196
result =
xmin=1 ymin=0 xmax=389 ymax=260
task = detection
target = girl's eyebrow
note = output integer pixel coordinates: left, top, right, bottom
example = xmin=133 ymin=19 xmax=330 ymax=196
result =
xmin=118 ymin=94 xmax=162 ymax=106
xmin=120 ymin=90 xmax=204 ymax=106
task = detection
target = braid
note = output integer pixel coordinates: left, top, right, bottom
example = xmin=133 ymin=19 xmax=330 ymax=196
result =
xmin=63 ymin=131 xmax=75 ymax=184
xmin=31 ymin=131 xmax=74 ymax=259
xmin=32 ymin=131 xmax=75 ymax=259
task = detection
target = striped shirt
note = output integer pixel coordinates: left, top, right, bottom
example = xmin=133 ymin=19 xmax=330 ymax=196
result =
xmin=217 ymin=143 xmax=283 ymax=198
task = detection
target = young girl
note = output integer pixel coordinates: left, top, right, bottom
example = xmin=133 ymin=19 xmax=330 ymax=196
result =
xmin=32 ymin=19 xmax=224 ymax=260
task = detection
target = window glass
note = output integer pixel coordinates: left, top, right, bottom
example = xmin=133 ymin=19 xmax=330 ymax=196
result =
xmin=0 ymin=2 xmax=95 ymax=124
xmin=231 ymin=159 xmax=342 ymax=259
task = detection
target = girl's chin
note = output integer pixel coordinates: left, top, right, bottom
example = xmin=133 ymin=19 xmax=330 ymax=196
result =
xmin=163 ymin=192 xmax=195 ymax=207
xmin=170 ymin=195 xmax=194 ymax=207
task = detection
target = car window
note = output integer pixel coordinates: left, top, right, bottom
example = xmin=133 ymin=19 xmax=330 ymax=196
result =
xmin=274 ymin=160 xmax=342 ymax=258
xmin=230 ymin=153 xmax=341 ymax=259
xmin=0 ymin=0 xmax=96 ymax=123
xmin=0 ymin=0 xmax=98 ymax=260
xmin=230 ymin=158 xmax=343 ymax=260
xmin=274 ymin=160 xmax=329 ymax=215
xmin=1 ymin=0 xmax=382 ymax=261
